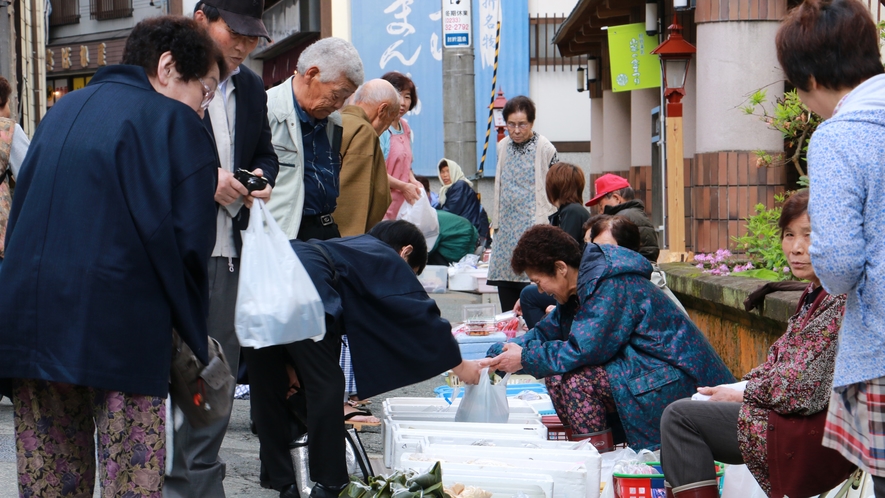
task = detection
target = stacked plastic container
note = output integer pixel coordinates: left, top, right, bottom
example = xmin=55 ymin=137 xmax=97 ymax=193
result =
xmin=381 ymin=396 xmax=602 ymax=498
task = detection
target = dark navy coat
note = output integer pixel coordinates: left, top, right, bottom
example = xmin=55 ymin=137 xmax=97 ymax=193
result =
xmin=0 ymin=65 xmax=218 ymax=397
xmin=440 ymin=180 xmax=490 ymax=241
xmin=291 ymin=235 xmax=462 ymax=399
xmin=489 ymin=244 xmax=734 ymax=450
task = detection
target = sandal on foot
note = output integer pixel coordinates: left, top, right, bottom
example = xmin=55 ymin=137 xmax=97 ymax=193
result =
xmin=344 ymin=407 xmax=380 ymax=431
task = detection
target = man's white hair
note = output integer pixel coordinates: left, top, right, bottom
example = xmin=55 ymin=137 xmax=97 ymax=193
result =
xmin=296 ymin=37 xmax=365 ymax=86
xmin=352 ymin=79 xmax=400 ymax=119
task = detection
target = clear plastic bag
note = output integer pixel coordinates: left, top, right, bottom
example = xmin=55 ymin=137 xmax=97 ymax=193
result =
xmin=454 ymin=367 xmax=511 ymax=423
xmin=396 ymin=189 xmax=440 ymax=249
xmin=235 ymin=199 xmax=326 ymax=348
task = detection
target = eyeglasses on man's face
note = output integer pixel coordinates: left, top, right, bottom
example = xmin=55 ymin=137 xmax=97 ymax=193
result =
xmin=199 ymin=78 xmax=217 ymax=110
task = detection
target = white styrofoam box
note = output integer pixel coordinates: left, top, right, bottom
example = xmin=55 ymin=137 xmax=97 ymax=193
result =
xmin=383 ymin=397 xmax=540 ymax=419
xmin=418 ymin=265 xmax=448 ymax=293
xmin=444 ymin=473 xmax=554 ymax=498
xmin=383 ymin=419 xmax=547 ymax=469
xmin=420 ymin=443 xmax=601 ymax=497
xmin=477 ymin=278 xmax=496 ymax=293
xmin=464 ymin=268 xmax=489 ymax=279
xmin=448 ymin=272 xmax=477 ymax=291
xmin=401 ymin=452 xmax=593 ymax=498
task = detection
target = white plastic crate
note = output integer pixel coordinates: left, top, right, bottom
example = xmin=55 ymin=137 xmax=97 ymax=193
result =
xmin=382 ymin=397 xmax=541 ymax=420
xmin=383 ymin=419 xmax=547 ymax=469
xmin=419 ymin=443 xmax=601 ymax=498
xmin=401 ymin=452 xmax=593 ymax=498
xmin=389 ymin=428 xmax=556 ymax=471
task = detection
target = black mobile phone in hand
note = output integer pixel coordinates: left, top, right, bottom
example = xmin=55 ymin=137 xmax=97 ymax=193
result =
xmin=234 ymin=168 xmax=268 ymax=193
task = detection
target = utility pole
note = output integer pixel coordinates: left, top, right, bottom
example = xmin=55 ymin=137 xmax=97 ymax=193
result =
xmin=441 ymin=0 xmax=476 ymax=177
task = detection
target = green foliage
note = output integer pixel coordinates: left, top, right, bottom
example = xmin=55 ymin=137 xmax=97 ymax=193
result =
xmin=731 ymin=268 xmax=782 ymax=282
xmin=743 ymin=89 xmax=821 ymax=178
xmin=731 ymin=193 xmax=793 ymax=281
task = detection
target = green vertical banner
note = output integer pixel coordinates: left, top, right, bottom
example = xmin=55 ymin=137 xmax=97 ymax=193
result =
xmin=607 ymin=23 xmax=661 ymax=92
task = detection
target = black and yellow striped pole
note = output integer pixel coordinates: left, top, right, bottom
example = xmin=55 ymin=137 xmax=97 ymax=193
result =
xmin=476 ymin=4 xmax=502 ymax=180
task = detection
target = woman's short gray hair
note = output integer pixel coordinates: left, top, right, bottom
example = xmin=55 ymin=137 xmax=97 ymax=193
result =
xmin=297 ymin=37 xmax=365 ymax=86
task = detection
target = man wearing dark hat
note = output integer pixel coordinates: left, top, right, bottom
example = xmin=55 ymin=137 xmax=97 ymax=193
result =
xmin=586 ymin=173 xmax=660 ymax=262
xmin=164 ymin=2 xmax=278 ymax=497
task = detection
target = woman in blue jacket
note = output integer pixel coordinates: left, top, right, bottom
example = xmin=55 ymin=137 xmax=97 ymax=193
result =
xmin=483 ymin=225 xmax=733 ymax=451
xmin=0 ymin=17 xmax=225 ymax=497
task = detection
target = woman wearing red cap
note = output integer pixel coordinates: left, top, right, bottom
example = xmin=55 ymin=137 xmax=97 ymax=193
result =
xmin=487 ymin=95 xmax=558 ymax=311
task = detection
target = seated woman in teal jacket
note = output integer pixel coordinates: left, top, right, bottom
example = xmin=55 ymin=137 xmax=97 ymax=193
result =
xmin=483 ymin=225 xmax=734 ymax=451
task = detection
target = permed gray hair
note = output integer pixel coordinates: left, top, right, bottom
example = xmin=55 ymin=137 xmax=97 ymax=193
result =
xmin=352 ymin=79 xmax=400 ymax=120
xmin=296 ymin=37 xmax=364 ymax=86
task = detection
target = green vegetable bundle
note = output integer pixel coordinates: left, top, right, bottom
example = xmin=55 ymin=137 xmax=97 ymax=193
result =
xmin=341 ymin=461 xmax=448 ymax=498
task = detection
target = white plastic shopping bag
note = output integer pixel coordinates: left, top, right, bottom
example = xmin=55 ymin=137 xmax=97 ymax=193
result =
xmin=454 ymin=368 xmax=511 ymax=423
xmin=396 ymin=190 xmax=440 ymax=249
xmin=235 ymin=199 xmax=326 ymax=348
xmin=720 ymin=465 xmax=767 ymax=498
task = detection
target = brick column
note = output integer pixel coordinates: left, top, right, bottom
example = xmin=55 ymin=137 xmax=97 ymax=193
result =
xmin=689 ymin=0 xmax=789 ymax=253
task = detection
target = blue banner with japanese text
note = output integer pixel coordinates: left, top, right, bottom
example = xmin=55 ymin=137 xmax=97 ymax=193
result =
xmin=350 ymin=0 xmax=528 ymax=178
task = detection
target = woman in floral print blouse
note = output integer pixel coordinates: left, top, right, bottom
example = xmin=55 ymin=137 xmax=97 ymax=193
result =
xmin=483 ymin=225 xmax=733 ymax=453
xmin=660 ymin=190 xmax=853 ymax=498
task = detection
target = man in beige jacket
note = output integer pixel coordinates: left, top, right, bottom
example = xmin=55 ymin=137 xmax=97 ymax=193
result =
xmin=263 ymin=37 xmax=363 ymax=242
xmin=334 ymin=79 xmax=400 ymax=236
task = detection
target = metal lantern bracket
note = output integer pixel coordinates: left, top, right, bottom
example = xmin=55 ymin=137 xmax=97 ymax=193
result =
xmin=650 ymin=15 xmax=696 ymax=118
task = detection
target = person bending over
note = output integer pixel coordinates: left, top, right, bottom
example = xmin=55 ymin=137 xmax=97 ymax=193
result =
xmin=245 ymin=220 xmax=481 ymax=498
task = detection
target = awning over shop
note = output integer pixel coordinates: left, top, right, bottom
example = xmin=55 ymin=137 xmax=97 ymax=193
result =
xmin=552 ymin=0 xmax=646 ymax=58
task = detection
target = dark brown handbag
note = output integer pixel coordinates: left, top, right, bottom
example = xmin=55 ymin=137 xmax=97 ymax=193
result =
xmin=767 ymin=408 xmax=857 ymax=498
xmin=169 ymin=330 xmax=235 ymax=428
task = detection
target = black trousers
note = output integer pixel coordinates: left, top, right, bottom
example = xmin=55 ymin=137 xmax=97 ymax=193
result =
xmin=659 ymin=399 xmax=744 ymax=488
xmin=518 ymin=284 xmax=557 ymax=329
xmin=245 ymin=216 xmax=344 ymax=490
xmin=244 ymin=319 xmax=347 ymax=489
xmin=493 ymin=282 xmax=528 ymax=312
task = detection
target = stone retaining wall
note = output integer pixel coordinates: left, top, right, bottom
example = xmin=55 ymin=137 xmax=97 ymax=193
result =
xmin=661 ymin=262 xmax=802 ymax=378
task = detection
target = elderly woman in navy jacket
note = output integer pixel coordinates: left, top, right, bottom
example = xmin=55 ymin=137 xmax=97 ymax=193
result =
xmin=483 ymin=226 xmax=733 ymax=452
xmin=0 ymin=17 xmax=225 ymax=497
